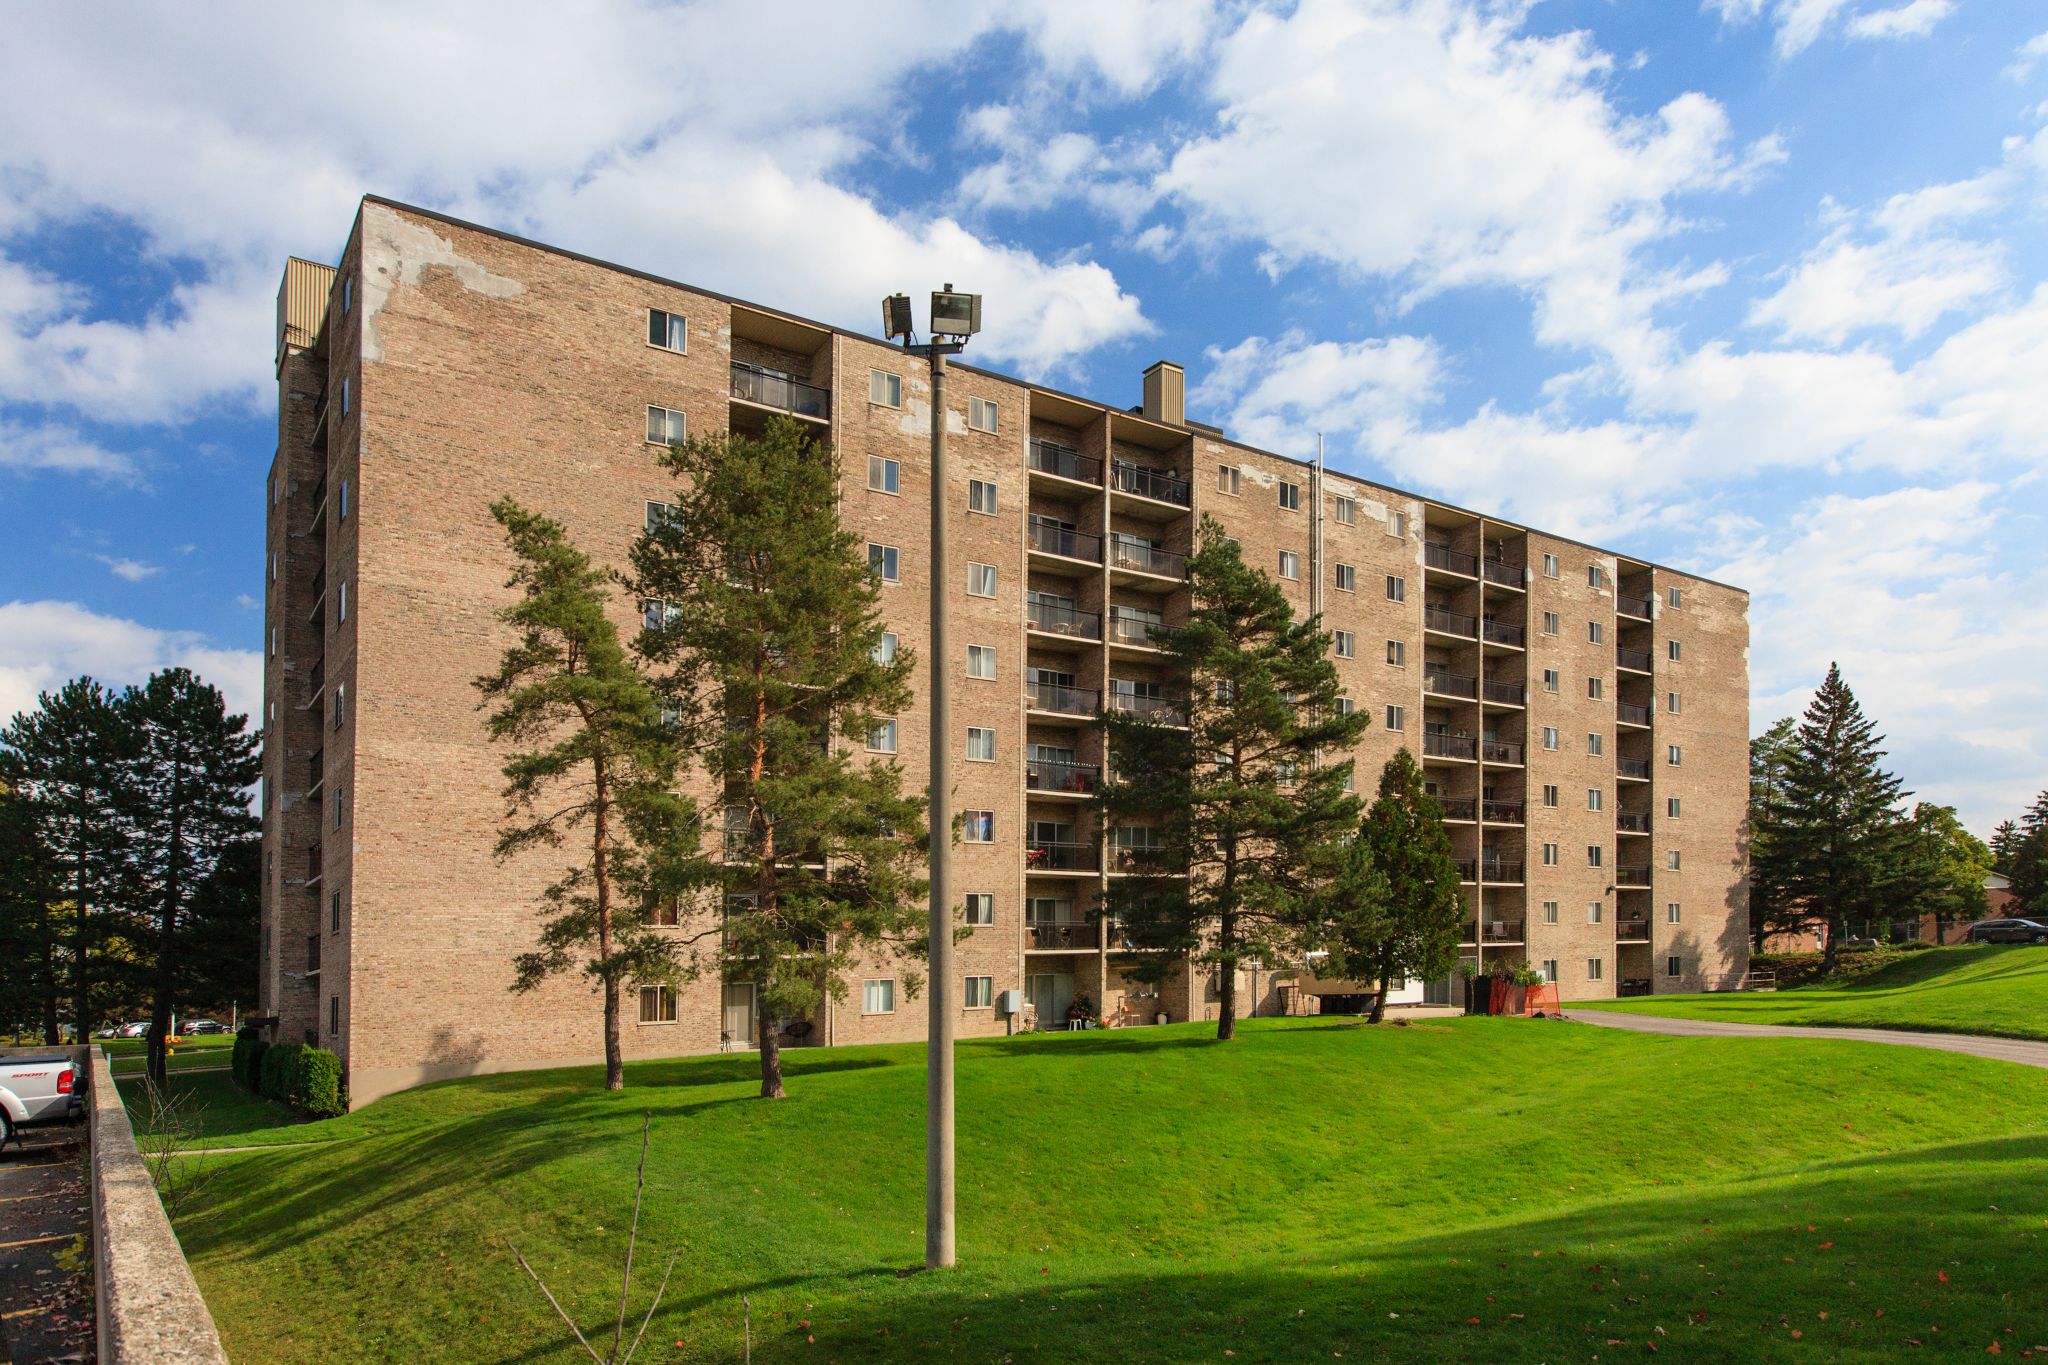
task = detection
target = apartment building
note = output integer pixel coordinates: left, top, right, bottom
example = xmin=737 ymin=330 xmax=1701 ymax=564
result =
xmin=261 ymin=198 xmax=1750 ymax=1105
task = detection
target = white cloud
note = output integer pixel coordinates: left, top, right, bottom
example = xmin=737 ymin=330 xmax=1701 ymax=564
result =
xmin=0 ymin=419 xmax=139 ymax=481
xmin=95 ymin=556 xmax=160 ymax=583
xmin=1705 ymin=0 xmax=1952 ymax=56
xmin=0 ymin=600 xmax=261 ymax=729
xmin=2007 ymin=30 xmax=2048 ymax=81
xmin=1747 ymin=231 xmax=2005 ymax=344
xmin=1845 ymin=0 xmax=1955 ymax=41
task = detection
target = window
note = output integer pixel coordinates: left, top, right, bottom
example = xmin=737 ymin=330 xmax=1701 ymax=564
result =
xmin=330 ymin=890 xmax=342 ymax=934
xmin=1667 ymin=956 xmax=1683 ymax=978
xmin=1542 ymin=611 xmax=1560 ymax=636
xmin=646 ymin=404 xmax=687 ymax=445
xmin=867 ymin=719 xmax=898 ymax=753
xmin=1542 ymin=669 xmax=1560 ymax=693
xmin=1587 ymin=788 xmax=1603 ymax=812
xmin=270 ymin=627 xmax=278 ymax=658
xmin=1667 ymin=797 xmax=1682 ymax=819
xmin=1588 ymin=676 xmax=1604 ymax=700
xmin=342 ymin=276 xmax=352 ymax=315
xmin=648 ymin=308 xmax=687 ymax=352
xmin=1587 ymin=957 xmax=1604 ymax=981
xmin=1667 ymin=745 xmax=1683 ymax=767
xmin=963 ymin=810 xmax=995 ymax=842
xmin=870 ymin=370 xmax=902 ymax=407
xmin=1542 ymin=726 xmax=1559 ymax=751
xmin=1217 ymin=464 xmax=1241 ymax=495
xmin=1278 ymin=481 xmax=1301 ymax=510
xmin=341 ymin=376 xmax=351 ymax=417
xmin=1385 ymin=704 xmax=1405 ymax=732
xmin=1278 ymin=550 xmax=1300 ymax=579
xmin=967 ymin=562 xmax=997 ymax=597
xmin=333 ymin=786 xmax=345 ymax=828
xmin=1587 ymin=732 xmax=1603 ymax=756
xmin=875 ymin=632 xmax=899 ymax=665
xmin=1667 ymin=902 xmax=1682 ymax=924
xmin=1334 ymin=630 xmax=1355 ymax=658
xmin=969 ymin=396 xmax=999 ymax=432
xmin=1587 ymin=845 xmax=1604 ymax=868
xmin=1587 ymin=901 xmax=1604 ymax=924
xmin=1542 ymin=959 xmax=1559 ymax=983
xmin=964 ymin=893 xmax=994 ymax=926
xmin=966 ymin=644 xmax=995 ymax=679
xmin=964 ymin=976 xmax=994 ymax=1008
xmin=333 ymin=683 xmax=346 ymax=731
xmin=1542 ymin=784 xmax=1559 ymax=807
xmin=1389 ymin=511 xmax=1408 ymax=539
xmin=968 ymin=479 xmax=997 ymax=514
xmin=862 ymin=979 xmax=896 ymax=1014
xmin=1587 ymin=564 xmax=1602 ymax=588
xmin=1588 ymin=621 xmax=1604 ymax=644
xmin=271 ymin=551 xmax=278 ymax=582
xmin=1668 ymin=587 xmax=1683 ymax=608
xmin=1385 ymin=640 xmax=1405 ymax=666
xmin=338 ymin=580 xmax=349 ymax=623
xmin=1542 ymin=553 xmax=1560 ymax=578
xmin=868 ymin=543 xmax=900 ymax=582
xmin=1668 ymin=640 xmax=1682 ymax=662
xmin=1542 ymin=842 xmax=1559 ymax=866
xmin=339 ymin=478 xmax=349 ymax=519
xmin=644 ymin=500 xmax=674 ymax=531
xmin=1333 ymin=495 xmax=1356 ymax=525
xmin=1386 ymin=575 xmax=1406 ymax=602
xmin=1335 ymin=563 xmax=1356 ymax=592
xmin=867 ymin=455 xmax=900 ymax=494
xmin=966 ymin=727 xmax=995 ymax=761
xmin=1667 ymin=691 xmax=1682 ymax=714
xmin=329 ymin=995 xmax=339 ymax=1034
xmin=1335 ymin=697 xmax=1355 ymax=716
xmin=1667 ymin=849 xmax=1682 ymax=870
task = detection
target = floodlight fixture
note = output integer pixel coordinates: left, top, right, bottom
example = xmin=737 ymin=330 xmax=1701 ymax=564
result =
xmin=883 ymin=292 xmax=915 ymax=342
xmin=930 ymin=284 xmax=981 ymax=339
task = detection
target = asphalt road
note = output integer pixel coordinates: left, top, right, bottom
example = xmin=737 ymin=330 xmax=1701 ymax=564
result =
xmin=1567 ymin=1007 xmax=2048 ymax=1071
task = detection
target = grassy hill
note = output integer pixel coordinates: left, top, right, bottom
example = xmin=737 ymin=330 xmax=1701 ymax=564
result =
xmin=1578 ymin=943 xmax=2048 ymax=1041
xmin=154 ymin=1017 xmax=2048 ymax=1363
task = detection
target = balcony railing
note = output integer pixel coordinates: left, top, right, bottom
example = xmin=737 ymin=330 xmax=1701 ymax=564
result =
xmin=1424 ymin=733 xmax=1478 ymax=761
xmin=1026 ymin=840 xmax=1098 ymax=873
xmin=1028 ymin=601 xmax=1101 ymax=640
xmin=1026 ymin=920 xmax=1101 ymax=951
xmin=1110 ymin=538 xmax=1187 ymax=578
xmin=1482 ymin=678 xmax=1525 ymax=705
xmin=1617 ymin=757 xmax=1652 ymax=780
xmin=1616 ymin=593 xmax=1653 ymax=620
xmin=304 ymin=846 xmax=322 ymax=884
xmin=1027 ymin=759 xmax=1100 ymax=795
xmin=1617 ymin=701 xmax=1651 ymax=726
xmin=307 ymin=748 xmax=324 ymax=792
xmin=729 ymin=361 xmax=830 ymax=419
xmin=1110 ymin=842 xmax=1169 ymax=873
xmin=1617 ymin=979 xmax=1655 ymax=998
xmin=1481 ymin=861 xmax=1524 ymax=884
xmin=1481 ymin=558 xmax=1523 ymax=588
xmin=1481 ymin=617 xmax=1525 ymax=648
xmin=1616 ymin=812 xmax=1651 ymax=834
xmin=1436 ymin=796 xmax=1478 ymax=821
xmin=1460 ymin=921 xmax=1479 ymax=942
xmin=1616 ymin=917 xmax=1652 ymax=940
xmin=1108 ymin=610 xmax=1164 ymax=647
xmin=1027 ymin=682 xmax=1098 ymax=716
xmin=1424 ymin=541 xmax=1478 ymax=576
xmin=1482 ymin=739 xmax=1523 ymax=765
xmin=1424 ymin=605 xmax=1477 ymax=638
xmin=1454 ymin=858 xmax=1477 ymax=882
xmin=1482 ymin=919 xmax=1526 ymax=942
xmin=1108 ymin=692 xmax=1185 ymax=726
xmin=1028 ymin=519 xmax=1102 ymax=563
xmin=1423 ymin=668 xmax=1478 ymax=700
xmin=1617 ymin=645 xmax=1653 ymax=672
xmin=1110 ymin=461 xmax=1191 ymax=507
xmin=1482 ymin=800 xmax=1524 ymax=824
xmin=1030 ymin=439 xmax=1101 ymax=485
xmin=1616 ymin=864 xmax=1653 ymax=887
xmin=306 ymin=933 xmax=321 ymax=975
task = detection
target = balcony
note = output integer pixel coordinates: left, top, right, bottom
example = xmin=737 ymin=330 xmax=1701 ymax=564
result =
xmin=1482 ymin=678 xmax=1525 ymax=706
xmin=1482 ymin=800 xmax=1524 ymax=824
xmin=1616 ymin=864 xmax=1653 ymax=887
xmin=302 ymin=656 xmax=326 ymax=708
xmin=1481 ymin=739 xmax=1524 ymax=765
xmin=1424 ymin=733 xmax=1478 ymax=761
xmin=1460 ymin=920 xmax=1479 ymax=943
xmin=1027 ymin=682 xmax=1098 ymax=717
xmin=1616 ymin=593 xmax=1653 ymax=621
xmin=1617 ymin=701 xmax=1652 ymax=727
xmin=1424 ymin=541 xmax=1478 ymax=576
xmin=1026 ymin=840 xmax=1098 ymax=873
xmin=1027 ymin=758 xmax=1100 ymax=796
xmin=1422 ymin=668 xmax=1477 ymax=701
xmin=306 ymin=748 xmax=324 ymax=794
xmin=1110 ymin=460 xmax=1190 ymax=508
xmin=1482 ymin=919 xmax=1526 ymax=943
xmin=1026 ymin=920 xmax=1102 ymax=951
xmin=1109 ymin=842 xmax=1171 ymax=874
xmin=1109 ymin=537 xmax=1187 ymax=579
xmin=1617 ymin=979 xmax=1655 ymax=998
xmin=1108 ymin=609 xmax=1164 ymax=649
xmin=1617 ymin=645 xmax=1653 ymax=673
xmin=1108 ymin=692 xmax=1185 ymax=726
xmin=306 ymin=933 xmax=321 ymax=977
xmin=1616 ymin=916 xmax=1652 ymax=941
xmin=1028 ymin=519 xmax=1102 ymax=564
xmin=1028 ymin=601 xmax=1101 ymax=641
xmin=1437 ymin=796 xmax=1478 ymax=822
xmin=1029 ymin=439 xmax=1101 ymax=485
xmin=300 ymin=845 xmax=323 ymax=887
xmin=1454 ymin=858 xmax=1477 ymax=882
xmin=1481 ymin=558 xmax=1523 ymax=589
xmin=729 ymin=362 xmax=830 ymax=420
xmin=1424 ymin=604 xmax=1478 ymax=639
xmin=1617 ymin=757 xmax=1652 ymax=780
xmin=1481 ymin=861 xmax=1524 ymax=884
xmin=1481 ymin=617 xmax=1525 ymax=648
xmin=1616 ymin=812 xmax=1650 ymax=834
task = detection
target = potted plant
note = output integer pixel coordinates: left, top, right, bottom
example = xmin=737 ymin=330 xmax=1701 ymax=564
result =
xmin=1065 ymin=994 xmax=1099 ymax=1030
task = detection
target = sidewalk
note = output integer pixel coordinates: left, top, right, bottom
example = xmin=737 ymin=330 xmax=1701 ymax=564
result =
xmin=1567 ymin=1007 xmax=2048 ymax=1071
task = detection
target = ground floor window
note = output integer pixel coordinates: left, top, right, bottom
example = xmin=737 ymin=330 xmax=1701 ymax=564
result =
xmin=1667 ymin=956 xmax=1683 ymax=977
xmin=638 ymin=984 xmax=677 ymax=1023
xmin=863 ymin=978 xmax=896 ymax=1014
xmin=964 ymin=976 xmax=993 ymax=1008
xmin=1586 ymin=958 xmax=1604 ymax=981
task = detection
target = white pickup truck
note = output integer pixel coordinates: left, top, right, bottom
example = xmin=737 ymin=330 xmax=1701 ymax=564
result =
xmin=0 ymin=1054 xmax=84 ymax=1148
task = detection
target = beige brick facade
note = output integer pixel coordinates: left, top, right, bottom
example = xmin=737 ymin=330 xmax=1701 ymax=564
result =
xmin=261 ymin=198 xmax=1749 ymax=1106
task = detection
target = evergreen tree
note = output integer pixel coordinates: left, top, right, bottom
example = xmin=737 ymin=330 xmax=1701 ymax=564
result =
xmin=125 ymin=669 xmax=261 ymax=1082
xmin=2010 ymin=825 xmax=2048 ymax=919
xmin=2023 ymin=792 xmax=2048 ymax=835
xmin=0 ymin=783 xmax=64 ymax=1042
xmin=1746 ymin=716 xmax=1800 ymax=951
xmin=1750 ymin=664 xmax=1911 ymax=973
xmin=178 ymin=834 xmax=262 ymax=1019
xmin=1989 ymin=820 xmax=2021 ymax=874
xmin=631 ymin=417 xmax=926 ymax=1099
xmin=1318 ymin=750 xmax=1465 ymax=1023
xmin=1097 ymin=515 xmax=1369 ymax=1040
xmin=476 ymin=499 xmax=696 ymax=1092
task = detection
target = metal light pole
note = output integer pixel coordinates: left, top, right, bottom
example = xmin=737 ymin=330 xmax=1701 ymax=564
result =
xmin=884 ymin=286 xmax=981 ymax=1271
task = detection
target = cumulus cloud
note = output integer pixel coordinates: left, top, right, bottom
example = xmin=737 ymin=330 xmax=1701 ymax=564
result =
xmin=94 ymin=556 xmax=160 ymax=582
xmin=0 ymin=600 xmax=261 ymax=729
xmin=0 ymin=419 xmax=139 ymax=481
xmin=1705 ymin=0 xmax=1953 ymax=57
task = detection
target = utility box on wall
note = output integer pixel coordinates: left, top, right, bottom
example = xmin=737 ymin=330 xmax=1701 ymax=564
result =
xmin=997 ymin=990 xmax=1023 ymax=1016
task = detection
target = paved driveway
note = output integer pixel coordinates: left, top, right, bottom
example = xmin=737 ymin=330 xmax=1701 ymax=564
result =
xmin=1567 ymin=1007 xmax=2048 ymax=1072
xmin=0 ymin=1121 xmax=93 ymax=1364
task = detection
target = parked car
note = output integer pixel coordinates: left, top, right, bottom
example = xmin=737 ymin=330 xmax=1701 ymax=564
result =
xmin=94 ymin=1025 xmax=122 ymax=1039
xmin=0 ymin=1055 xmax=83 ymax=1149
xmin=116 ymin=1020 xmax=152 ymax=1038
xmin=183 ymin=1019 xmax=225 ymax=1035
xmin=1966 ymin=918 xmax=2048 ymax=944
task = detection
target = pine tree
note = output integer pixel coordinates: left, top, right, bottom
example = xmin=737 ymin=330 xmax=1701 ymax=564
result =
xmin=2010 ymin=825 xmax=2048 ymax=919
xmin=1751 ymin=664 xmax=1911 ymax=973
xmin=476 ymin=499 xmax=696 ymax=1092
xmin=630 ymin=417 xmax=926 ymax=1099
xmin=2023 ymin=792 xmax=2048 ymax=834
xmin=1746 ymin=716 xmax=1800 ymax=951
xmin=0 ymin=782 xmax=64 ymax=1043
xmin=1098 ymin=515 xmax=1369 ymax=1041
xmin=1318 ymin=750 xmax=1465 ymax=1023
xmin=1989 ymin=820 xmax=2021 ymax=874
xmin=178 ymin=834 xmax=262 ymax=1020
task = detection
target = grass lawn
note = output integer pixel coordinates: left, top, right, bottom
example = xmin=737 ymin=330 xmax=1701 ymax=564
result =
xmin=101 ymin=1034 xmax=237 ymax=1075
xmin=1577 ymin=944 xmax=2048 ymax=1042
xmin=142 ymin=1017 xmax=2048 ymax=1363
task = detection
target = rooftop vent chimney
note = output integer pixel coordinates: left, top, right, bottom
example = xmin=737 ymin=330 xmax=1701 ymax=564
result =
xmin=1141 ymin=360 xmax=1185 ymax=427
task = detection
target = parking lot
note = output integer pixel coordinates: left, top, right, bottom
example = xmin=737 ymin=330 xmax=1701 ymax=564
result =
xmin=0 ymin=1121 xmax=93 ymax=1364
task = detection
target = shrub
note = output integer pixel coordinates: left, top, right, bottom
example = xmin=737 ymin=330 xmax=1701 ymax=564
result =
xmin=287 ymin=1047 xmax=346 ymax=1117
xmin=231 ymin=1028 xmax=268 ymax=1092
xmin=260 ymin=1042 xmax=303 ymax=1102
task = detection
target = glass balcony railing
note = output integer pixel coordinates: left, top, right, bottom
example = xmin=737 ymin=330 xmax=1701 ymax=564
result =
xmin=1109 ymin=538 xmax=1187 ymax=578
xmin=1027 ymin=601 xmax=1101 ymax=640
xmin=1110 ymin=460 xmax=1190 ymax=507
xmin=1029 ymin=440 xmax=1101 ymax=484
xmin=729 ymin=361 xmax=830 ymax=419
xmin=1026 ymin=759 xmax=1100 ymax=795
xmin=1026 ymin=682 xmax=1098 ymax=716
xmin=1424 ymin=733 xmax=1479 ymax=761
xmin=1424 ymin=541 xmax=1478 ymax=576
xmin=1028 ymin=519 xmax=1102 ymax=563
xmin=1423 ymin=668 xmax=1478 ymax=700
xmin=1424 ymin=605 xmax=1477 ymax=638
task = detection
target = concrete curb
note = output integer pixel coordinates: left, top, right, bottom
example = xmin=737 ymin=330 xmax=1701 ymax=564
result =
xmin=89 ymin=1049 xmax=232 ymax=1364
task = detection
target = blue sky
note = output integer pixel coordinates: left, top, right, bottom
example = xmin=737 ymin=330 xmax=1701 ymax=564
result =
xmin=2 ymin=1 xmax=2044 ymax=832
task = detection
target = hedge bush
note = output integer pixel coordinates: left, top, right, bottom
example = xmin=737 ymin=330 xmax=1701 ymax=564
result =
xmin=232 ymin=1027 xmax=268 ymax=1092
xmin=286 ymin=1047 xmax=345 ymax=1117
xmin=259 ymin=1042 xmax=302 ymax=1101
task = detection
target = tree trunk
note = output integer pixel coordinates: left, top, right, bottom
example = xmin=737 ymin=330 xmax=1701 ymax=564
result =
xmin=591 ymin=752 xmax=622 ymax=1092
xmin=602 ymin=976 xmax=623 ymax=1092
xmin=1215 ymin=910 xmax=1237 ymax=1041
xmin=73 ymin=857 xmax=90 ymax=1045
xmin=40 ymin=920 xmax=60 ymax=1044
xmin=149 ymin=753 xmax=187 ymax=1087
xmin=1369 ymin=952 xmax=1392 ymax=1024
xmin=1821 ymin=917 xmax=1840 ymax=976
xmin=757 ymin=1023 xmax=785 ymax=1099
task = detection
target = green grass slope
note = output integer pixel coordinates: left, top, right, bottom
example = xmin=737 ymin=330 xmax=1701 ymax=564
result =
xmin=149 ymin=1018 xmax=2048 ymax=1363
xmin=1579 ymin=944 xmax=2048 ymax=1041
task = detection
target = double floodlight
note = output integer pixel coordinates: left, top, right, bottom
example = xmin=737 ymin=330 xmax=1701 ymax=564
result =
xmin=882 ymin=285 xmax=982 ymax=344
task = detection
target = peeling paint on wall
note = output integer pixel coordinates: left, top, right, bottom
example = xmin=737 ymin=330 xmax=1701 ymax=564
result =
xmin=359 ymin=203 xmax=525 ymax=365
